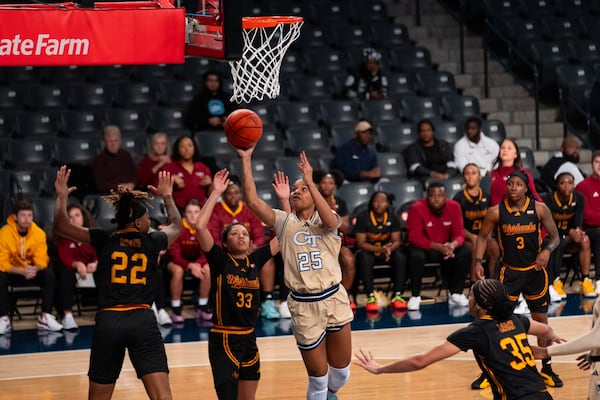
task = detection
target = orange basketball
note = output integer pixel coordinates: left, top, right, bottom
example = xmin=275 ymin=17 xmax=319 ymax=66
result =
xmin=224 ymin=109 xmax=263 ymax=150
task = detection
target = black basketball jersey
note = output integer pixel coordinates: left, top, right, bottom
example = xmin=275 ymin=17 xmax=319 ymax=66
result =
xmin=453 ymin=188 xmax=490 ymax=234
xmin=90 ymin=227 xmax=168 ymax=308
xmin=353 ymin=209 xmax=401 ymax=247
xmin=541 ymin=191 xmax=584 ymax=238
xmin=447 ymin=314 xmax=549 ymax=400
xmin=498 ymin=197 xmax=541 ymax=268
xmin=205 ymin=244 xmax=271 ymax=327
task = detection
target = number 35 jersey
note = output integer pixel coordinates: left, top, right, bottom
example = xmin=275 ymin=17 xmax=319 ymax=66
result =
xmin=274 ymin=209 xmax=342 ymax=294
xmin=448 ymin=314 xmax=548 ymax=399
xmin=90 ymin=227 xmax=168 ymax=308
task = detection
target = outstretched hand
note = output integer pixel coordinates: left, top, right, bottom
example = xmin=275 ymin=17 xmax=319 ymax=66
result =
xmin=297 ymin=151 xmax=313 ymax=185
xmin=272 ymin=171 xmax=290 ymax=200
xmin=212 ymin=169 xmax=230 ymax=195
xmin=148 ymin=171 xmax=174 ymax=197
xmin=235 ymin=146 xmax=255 ymax=159
xmin=577 ymin=353 xmax=591 ymax=371
xmin=55 ymin=165 xmax=77 ymax=198
xmin=353 ymin=348 xmax=383 ymax=374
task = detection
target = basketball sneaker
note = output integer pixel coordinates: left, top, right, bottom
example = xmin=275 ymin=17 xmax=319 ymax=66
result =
xmin=580 ymin=278 xmax=597 ymax=298
xmin=156 ymin=308 xmax=173 ymax=326
xmin=540 ymin=368 xmax=563 ymax=387
xmin=407 ymin=296 xmax=421 ymax=311
xmin=448 ymin=293 xmax=468 ymax=307
xmin=548 ymin=284 xmax=563 ymax=303
xmin=390 ymin=294 xmax=407 ymax=310
xmin=261 ymin=299 xmax=280 ymax=319
xmin=349 ymin=300 xmax=357 ymax=313
xmin=38 ymin=313 xmax=63 ymax=332
xmin=278 ymin=301 xmax=291 ymax=319
xmin=552 ymin=278 xmax=567 ymax=299
xmin=365 ymin=294 xmax=379 ymax=313
xmin=62 ymin=313 xmax=79 ymax=330
xmin=471 ymin=373 xmax=490 ymax=389
xmin=171 ymin=307 xmax=184 ymax=323
xmin=195 ymin=305 xmax=214 ymax=321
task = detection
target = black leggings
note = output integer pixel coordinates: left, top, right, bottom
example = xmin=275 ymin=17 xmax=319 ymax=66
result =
xmin=0 ymin=267 xmax=56 ymax=316
xmin=355 ymin=249 xmax=407 ymax=295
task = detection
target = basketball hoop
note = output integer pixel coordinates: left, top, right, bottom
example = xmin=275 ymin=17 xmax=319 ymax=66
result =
xmin=228 ymin=16 xmax=303 ymax=104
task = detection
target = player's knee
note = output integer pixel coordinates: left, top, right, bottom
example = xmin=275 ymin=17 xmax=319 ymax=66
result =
xmin=307 ymin=374 xmax=328 ymax=400
xmin=328 ymin=365 xmax=350 ymax=392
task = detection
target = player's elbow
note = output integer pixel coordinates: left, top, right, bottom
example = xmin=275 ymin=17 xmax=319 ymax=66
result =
xmin=408 ymin=355 xmax=429 ymax=371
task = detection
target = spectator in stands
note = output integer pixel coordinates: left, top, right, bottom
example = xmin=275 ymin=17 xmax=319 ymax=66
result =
xmin=55 ymin=203 xmax=98 ymax=330
xmin=313 ymin=169 xmax=357 ymax=309
xmin=184 ymin=70 xmax=234 ymax=132
xmin=137 ymin=132 xmax=172 ymax=189
xmin=331 ymin=119 xmax=381 ymax=183
xmin=344 ymin=47 xmax=388 ymax=100
xmin=161 ymin=134 xmax=212 ymax=210
xmin=207 ymin=175 xmax=282 ymax=319
xmin=403 ymin=119 xmax=458 ymax=182
xmin=354 ymin=191 xmax=407 ymax=314
xmin=166 ymin=199 xmax=211 ymax=323
xmin=453 ymin=116 xmax=499 ymax=177
xmin=576 ymin=150 xmax=600 ymax=294
xmin=0 ymin=200 xmax=62 ymax=335
xmin=542 ymin=172 xmax=594 ymax=300
xmin=92 ymin=125 xmax=137 ymax=193
xmin=540 ymin=136 xmax=585 ymax=191
xmin=405 ymin=182 xmax=470 ymax=311
xmin=453 ymin=163 xmax=499 ymax=279
xmin=490 ymin=138 xmax=542 ymax=206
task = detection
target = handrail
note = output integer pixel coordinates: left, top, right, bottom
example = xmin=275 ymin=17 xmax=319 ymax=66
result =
xmin=483 ymin=19 xmax=541 ymax=150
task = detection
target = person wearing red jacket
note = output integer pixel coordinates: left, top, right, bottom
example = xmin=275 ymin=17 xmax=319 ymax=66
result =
xmin=576 ymin=150 xmax=600 ymax=294
xmin=405 ymin=182 xmax=470 ymax=312
xmin=207 ymin=175 xmax=281 ymax=319
xmin=55 ymin=203 xmax=98 ymax=330
xmin=167 ymin=199 xmax=210 ymax=322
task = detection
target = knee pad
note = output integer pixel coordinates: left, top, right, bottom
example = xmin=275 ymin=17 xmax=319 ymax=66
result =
xmin=307 ymin=374 xmax=328 ymax=400
xmin=328 ymin=365 xmax=350 ymax=393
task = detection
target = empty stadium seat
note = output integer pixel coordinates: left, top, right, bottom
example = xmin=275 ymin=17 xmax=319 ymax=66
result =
xmin=440 ymin=95 xmax=481 ymax=121
xmin=68 ymin=83 xmax=113 ymax=109
xmin=14 ymin=111 xmax=60 ymax=138
xmin=289 ymin=76 xmax=333 ymax=101
xmin=54 ymin=137 xmax=101 ymax=165
xmin=284 ymin=125 xmax=331 ymax=156
xmin=194 ymin=131 xmax=237 ymax=163
xmin=148 ymin=107 xmax=187 ymax=132
xmin=378 ymin=179 xmax=424 ymax=207
xmin=370 ymin=23 xmax=411 ymax=49
xmin=24 ymin=85 xmax=69 ymax=111
xmin=32 ymin=197 xmax=57 ymax=231
xmin=41 ymin=65 xmax=85 ymax=83
xmin=400 ymin=96 xmax=442 ymax=122
xmin=520 ymin=146 xmax=540 ymax=179
xmin=377 ymin=152 xmax=407 ymax=180
xmin=111 ymin=82 xmax=158 ymax=108
xmin=335 ymin=181 xmax=375 ymax=213
xmin=481 ymin=119 xmax=507 ymax=143
xmin=9 ymin=169 xmax=45 ymax=200
xmin=104 ymin=109 xmax=149 ymax=133
xmin=330 ymin=122 xmax=357 ymax=150
xmin=318 ymin=100 xmax=361 ymax=127
xmin=0 ymin=85 xmax=26 ymax=111
xmin=130 ymin=64 xmax=174 ymax=82
xmin=303 ymin=49 xmax=347 ymax=76
xmin=415 ymin=70 xmax=457 ymax=97
xmin=275 ymin=101 xmax=319 ymax=129
xmin=361 ymin=99 xmax=402 ymax=123
xmin=389 ymin=47 xmax=433 ymax=72
xmin=60 ymin=110 xmax=104 ymax=136
xmin=85 ymin=65 xmax=131 ymax=82
xmin=229 ymin=158 xmax=274 ymax=183
xmin=6 ymin=139 xmax=54 ymax=170
xmin=253 ymin=127 xmax=285 ymax=159
xmin=433 ymin=120 xmax=462 ymax=143
xmin=0 ymin=114 xmax=14 ymax=137
xmin=376 ymin=121 xmax=418 ymax=153
xmin=387 ymin=72 xmax=417 ymax=99
xmin=157 ymin=80 xmax=197 ymax=107
xmin=274 ymin=156 xmax=306 ymax=182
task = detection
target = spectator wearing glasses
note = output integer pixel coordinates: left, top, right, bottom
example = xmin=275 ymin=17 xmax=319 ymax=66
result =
xmin=331 ymin=120 xmax=380 ymax=183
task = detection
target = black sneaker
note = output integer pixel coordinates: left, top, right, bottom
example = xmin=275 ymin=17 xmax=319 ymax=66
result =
xmin=471 ymin=373 xmax=490 ymax=390
xmin=540 ymin=369 xmax=564 ymax=387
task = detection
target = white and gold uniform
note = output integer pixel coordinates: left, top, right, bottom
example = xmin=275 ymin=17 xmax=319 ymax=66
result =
xmin=273 ymin=209 xmax=354 ymax=349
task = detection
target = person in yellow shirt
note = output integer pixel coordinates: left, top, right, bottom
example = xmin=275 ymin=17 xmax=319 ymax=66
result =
xmin=0 ymin=199 xmax=63 ymax=334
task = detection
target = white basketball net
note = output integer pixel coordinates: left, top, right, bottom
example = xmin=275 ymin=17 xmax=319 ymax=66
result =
xmin=229 ymin=18 xmax=303 ymax=104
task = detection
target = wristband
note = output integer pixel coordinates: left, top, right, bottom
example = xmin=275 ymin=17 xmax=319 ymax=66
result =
xmin=474 ymin=258 xmax=483 ymax=264
xmin=543 ymin=245 xmax=553 ymax=252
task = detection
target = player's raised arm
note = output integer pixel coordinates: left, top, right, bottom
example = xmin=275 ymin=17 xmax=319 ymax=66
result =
xmin=237 ymin=146 xmax=276 ymax=227
xmin=148 ymin=170 xmax=183 ymax=246
xmin=197 ymin=169 xmax=229 ymax=252
xmin=54 ymin=166 xmax=91 ymax=244
xmin=298 ymin=151 xmax=340 ymax=231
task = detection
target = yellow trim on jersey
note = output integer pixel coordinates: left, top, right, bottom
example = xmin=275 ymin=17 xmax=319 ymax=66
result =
xmin=464 ymin=187 xmax=483 ymax=204
xmin=241 ymin=351 xmax=260 ymax=367
xmin=116 ymin=227 xmax=141 ymax=234
xmin=553 ymin=191 xmax=573 ymax=209
xmin=216 ymin=275 xmax=223 ymax=326
xmin=182 ymin=218 xmax=197 ymax=234
xmin=479 ymin=359 xmax=507 ymax=400
xmin=211 ymin=326 xmax=254 ymax=334
xmin=503 ymin=197 xmax=530 ymax=215
xmin=221 ymin=201 xmax=243 ymax=217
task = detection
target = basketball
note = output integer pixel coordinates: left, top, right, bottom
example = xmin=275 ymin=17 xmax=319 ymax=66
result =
xmin=224 ymin=109 xmax=263 ymax=150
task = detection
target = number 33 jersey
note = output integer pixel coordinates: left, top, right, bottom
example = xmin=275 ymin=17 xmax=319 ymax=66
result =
xmin=274 ymin=209 xmax=342 ymax=294
xmin=448 ymin=314 xmax=548 ymax=399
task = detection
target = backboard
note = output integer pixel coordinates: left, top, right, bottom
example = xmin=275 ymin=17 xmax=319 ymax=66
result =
xmin=185 ymin=0 xmax=243 ymax=61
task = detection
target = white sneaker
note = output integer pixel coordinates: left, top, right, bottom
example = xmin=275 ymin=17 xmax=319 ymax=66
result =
xmin=513 ymin=300 xmax=530 ymax=315
xmin=548 ymin=284 xmax=562 ymax=303
xmin=38 ymin=313 xmax=63 ymax=331
xmin=449 ymin=304 xmax=468 ymax=317
xmin=0 ymin=315 xmax=11 ymax=335
xmin=278 ymin=301 xmax=292 ymax=319
xmin=407 ymin=296 xmax=421 ymax=311
xmin=595 ymin=280 xmax=600 ymax=295
xmin=156 ymin=308 xmax=173 ymax=326
xmin=448 ymin=293 xmax=469 ymax=307
xmin=62 ymin=313 xmax=79 ymax=330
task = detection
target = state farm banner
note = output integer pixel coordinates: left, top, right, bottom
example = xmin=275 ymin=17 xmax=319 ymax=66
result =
xmin=0 ymin=1 xmax=186 ymax=66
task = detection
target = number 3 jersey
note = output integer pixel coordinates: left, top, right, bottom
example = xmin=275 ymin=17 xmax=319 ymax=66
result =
xmin=90 ymin=227 xmax=168 ymax=308
xmin=448 ymin=314 xmax=548 ymax=399
xmin=273 ymin=209 xmax=342 ymax=294
xmin=498 ymin=197 xmax=542 ymax=268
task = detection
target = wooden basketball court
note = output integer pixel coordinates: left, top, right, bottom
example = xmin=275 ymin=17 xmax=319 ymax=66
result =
xmin=0 ymin=315 xmax=592 ymax=399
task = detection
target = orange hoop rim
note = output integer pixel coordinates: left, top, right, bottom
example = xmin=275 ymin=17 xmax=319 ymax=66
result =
xmin=241 ymin=16 xmax=303 ymax=29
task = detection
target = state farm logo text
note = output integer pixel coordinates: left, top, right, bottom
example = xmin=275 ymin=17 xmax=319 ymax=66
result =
xmin=0 ymin=34 xmax=89 ymax=56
